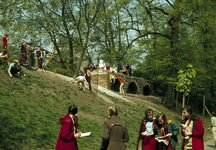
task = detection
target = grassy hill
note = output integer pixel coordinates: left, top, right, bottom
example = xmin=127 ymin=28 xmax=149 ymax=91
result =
xmin=0 ymin=67 xmax=212 ymax=150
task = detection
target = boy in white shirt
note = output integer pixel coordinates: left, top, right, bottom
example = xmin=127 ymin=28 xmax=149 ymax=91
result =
xmin=72 ymin=76 xmax=89 ymax=93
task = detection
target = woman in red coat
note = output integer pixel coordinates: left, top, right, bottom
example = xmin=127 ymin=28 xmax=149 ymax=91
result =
xmin=181 ymin=105 xmax=204 ymax=150
xmin=55 ymin=105 xmax=81 ymax=150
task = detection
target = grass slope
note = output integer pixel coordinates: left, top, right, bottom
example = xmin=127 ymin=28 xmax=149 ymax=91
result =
xmin=0 ymin=67 xmax=212 ymax=150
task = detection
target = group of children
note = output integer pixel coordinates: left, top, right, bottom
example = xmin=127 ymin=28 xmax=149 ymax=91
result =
xmin=55 ymin=105 xmax=208 ymax=150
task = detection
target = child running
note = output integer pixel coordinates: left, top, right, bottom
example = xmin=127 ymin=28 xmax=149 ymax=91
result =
xmin=181 ymin=105 xmax=204 ymax=150
xmin=155 ymin=113 xmax=179 ymax=150
xmin=137 ymin=109 xmax=156 ymax=150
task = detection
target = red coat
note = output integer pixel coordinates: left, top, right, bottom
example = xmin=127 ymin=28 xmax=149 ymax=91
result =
xmin=137 ymin=118 xmax=156 ymax=150
xmin=3 ymin=37 xmax=7 ymax=46
xmin=181 ymin=118 xmax=204 ymax=150
xmin=55 ymin=114 xmax=78 ymax=150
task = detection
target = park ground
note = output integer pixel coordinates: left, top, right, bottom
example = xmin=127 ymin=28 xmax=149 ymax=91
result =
xmin=0 ymin=66 xmax=215 ymax=150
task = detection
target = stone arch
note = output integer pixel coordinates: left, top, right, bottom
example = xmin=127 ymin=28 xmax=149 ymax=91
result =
xmin=143 ymin=85 xmax=151 ymax=95
xmin=127 ymin=81 xmax=139 ymax=94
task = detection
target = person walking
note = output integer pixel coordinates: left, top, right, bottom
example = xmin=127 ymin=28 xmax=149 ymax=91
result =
xmin=72 ymin=76 xmax=89 ymax=93
xmin=84 ymin=67 xmax=92 ymax=91
xmin=116 ymin=75 xmax=124 ymax=94
xmin=2 ymin=33 xmax=8 ymax=49
xmin=181 ymin=105 xmax=204 ymax=150
xmin=208 ymin=112 xmax=216 ymax=147
xmin=110 ymin=71 xmax=115 ymax=90
xmin=100 ymin=106 xmax=129 ymax=150
xmin=55 ymin=105 xmax=81 ymax=150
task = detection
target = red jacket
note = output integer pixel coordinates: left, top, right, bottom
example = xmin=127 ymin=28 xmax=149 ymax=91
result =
xmin=181 ymin=118 xmax=204 ymax=150
xmin=3 ymin=37 xmax=7 ymax=46
xmin=55 ymin=114 xmax=78 ymax=150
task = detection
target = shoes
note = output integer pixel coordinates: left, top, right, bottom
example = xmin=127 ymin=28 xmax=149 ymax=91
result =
xmin=83 ymin=91 xmax=85 ymax=93
xmin=24 ymin=74 xmax=26 ymax=77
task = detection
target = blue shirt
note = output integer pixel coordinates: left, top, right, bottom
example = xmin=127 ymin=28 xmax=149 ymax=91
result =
xmin=145 ymin=121 xmax=154 ymax=134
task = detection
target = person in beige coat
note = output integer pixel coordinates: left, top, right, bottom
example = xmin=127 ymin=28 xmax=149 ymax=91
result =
xmin=84 ymin=67 xmax=92 ymax=91
xmin=100 ymin=106 xmax=129 ymax=150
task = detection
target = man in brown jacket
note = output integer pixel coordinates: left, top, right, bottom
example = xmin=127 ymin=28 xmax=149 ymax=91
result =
xmin=100 ymin=106 xmax=129 ymax=150
xmin=84 ymin=67 xmax=92 ymax=91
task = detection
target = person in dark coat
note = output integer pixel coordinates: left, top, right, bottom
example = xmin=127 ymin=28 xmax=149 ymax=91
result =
xmin=55 ymin=105 xmax=81 ymax=150
xmin=100 ymin=106 xmax=129 ymax=150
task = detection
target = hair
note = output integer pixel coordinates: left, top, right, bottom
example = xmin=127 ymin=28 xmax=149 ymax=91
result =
xmin=4 ymin=33 xmax=8 ymax=36
xmin=182 ymin=105 xmax=196 ymax=122
xmin=211 ymin=112 xmax=215 ymax=116
xmin=14 ymin=60 xmax=19 ymax=63
xmin=108 ymin=106 xmax=118 ymax=117
xmin=68 ymin=105 xmax=79 ymax=128
xmin=23 ymin=41 xmax=27 ymax=44
xmin=29 ymin=42 xmax=33 ymax=45
xmin=145 ymin=109 xmax=153 ymax=120
xmin=112 ymin=71 xmax=114 ymax=73
xmin=2 ymin=49 xmax=6 ymax=52
xmin=155 ymin=113 xmax=168 ymax=129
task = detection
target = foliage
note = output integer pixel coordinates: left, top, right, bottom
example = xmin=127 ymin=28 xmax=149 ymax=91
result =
xmin=176 ymin=64 xmax=196 ymax=96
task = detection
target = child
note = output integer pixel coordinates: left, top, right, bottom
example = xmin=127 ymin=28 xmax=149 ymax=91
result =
xmin=0 ymin=49 xmax=8 ymax=66
xmin=2 ymin=33 xmax=8 ymax=49
xmin=137 ymin=109 xmax=156 ymax=150
xmin=208 ymin=112 xmax=216 ymax=147
xmin=155 ymin=113 xmax=179 ymax=150
xmin=56 ymin=105 xmax=81 ymax=150
xmin=181 ymin=105 xmax=204 ymax=150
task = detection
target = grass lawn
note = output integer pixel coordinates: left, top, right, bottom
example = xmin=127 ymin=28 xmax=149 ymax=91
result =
xmin=0 ymin=67 xmax=212 ymax=150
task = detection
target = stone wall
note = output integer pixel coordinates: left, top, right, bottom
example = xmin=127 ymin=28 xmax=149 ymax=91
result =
xmin=91 ymin=69 xmax=152 ymax=95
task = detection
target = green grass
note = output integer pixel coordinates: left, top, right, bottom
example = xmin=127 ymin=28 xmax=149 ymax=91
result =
xmin=0 ymin=68 xmax=212 ymax=150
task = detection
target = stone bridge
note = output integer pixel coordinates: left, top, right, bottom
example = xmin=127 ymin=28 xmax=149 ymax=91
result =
xmin=91 ymin=70 xmax=152 ymax=95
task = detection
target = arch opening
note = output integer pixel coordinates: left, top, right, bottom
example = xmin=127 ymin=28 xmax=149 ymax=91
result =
xmin=127 ymin=82 xmax=138 ymax=94
xmin=143 ymin=85 xmax=151 ymax=95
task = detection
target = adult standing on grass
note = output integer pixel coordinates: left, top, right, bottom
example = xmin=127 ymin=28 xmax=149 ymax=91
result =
xmin=208 ymin=112 xmax=216 ymax=147
xmin=72 ymin=76 xmax=89 ymax=93
xmin=56 ymin=105 xmax=81 ymax=150
xmin=155 ymin=113 xmax=179 ymax=150
xmin=116 ymin=75 xmax=124 ymax=94
xmin=100 ymin=106 xmax=129 ymax=150
xmin=137 ymin=109 xmax=156 ymax=150
xmin=181 ymin=105 xmax=204 ymax=150
xmin=2 ymin=33 xmax=8 ymax=49
xmin=84 ymin=67 xmax=92 ymax=91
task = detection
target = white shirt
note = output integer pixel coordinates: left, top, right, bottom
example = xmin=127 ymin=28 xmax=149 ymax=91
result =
xmin=75 ymin=76 xmax=87 ymax=82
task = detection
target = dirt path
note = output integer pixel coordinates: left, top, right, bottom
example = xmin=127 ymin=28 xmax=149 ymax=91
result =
xmin=204 ymin=134 xmax=216 ymax=150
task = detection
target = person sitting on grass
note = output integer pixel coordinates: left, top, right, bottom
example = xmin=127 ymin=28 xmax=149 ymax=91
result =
xmin=72 ymin=76 xmax=89 ymax=93
xmin=8 ymin=60 xmax=26 ymax=78
xmin=19 ymin=54 xmax=37 ymax=71
xmin=0 ymin=49 xmax=8 ymax=67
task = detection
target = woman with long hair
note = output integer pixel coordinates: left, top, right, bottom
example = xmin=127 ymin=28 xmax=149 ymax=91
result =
xmin=55 ymin=105 xmax=81 ymax=150
xmin=155 ymin=113 xmax=179 ymax=150
xmin=181 ymin=106 xmax=204 ymax=150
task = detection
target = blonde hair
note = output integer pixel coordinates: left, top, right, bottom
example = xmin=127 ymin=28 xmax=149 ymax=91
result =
xmin=4 ymin=33 xmax=8 ymax=36
xmin=108 ymin=106 xmax=118 ymax=117
xmin=14 ymin=60 xmax=19 ymax=63
xmin=23 ymin=41 xmax=27 ymax=44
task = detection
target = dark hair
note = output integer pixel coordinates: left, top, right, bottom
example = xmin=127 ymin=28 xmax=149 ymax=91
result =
xmin=108 ymin=106 xmax=118 ymax=117
xmin=68 ymin=105 xmax=79 ymax=128
xmin=155 ymin=113 xmax=168 ymax=128
xmin=211 ymin=112 xmax=215 ymax=116
xmin=182 ymin=105 xmax=196 ymax=122
xmin=145 ymin=109 xmax=153 ymax=120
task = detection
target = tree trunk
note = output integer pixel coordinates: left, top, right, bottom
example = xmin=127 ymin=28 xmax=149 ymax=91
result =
xmin=176 ymin=91 xmax=179 ymax=108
